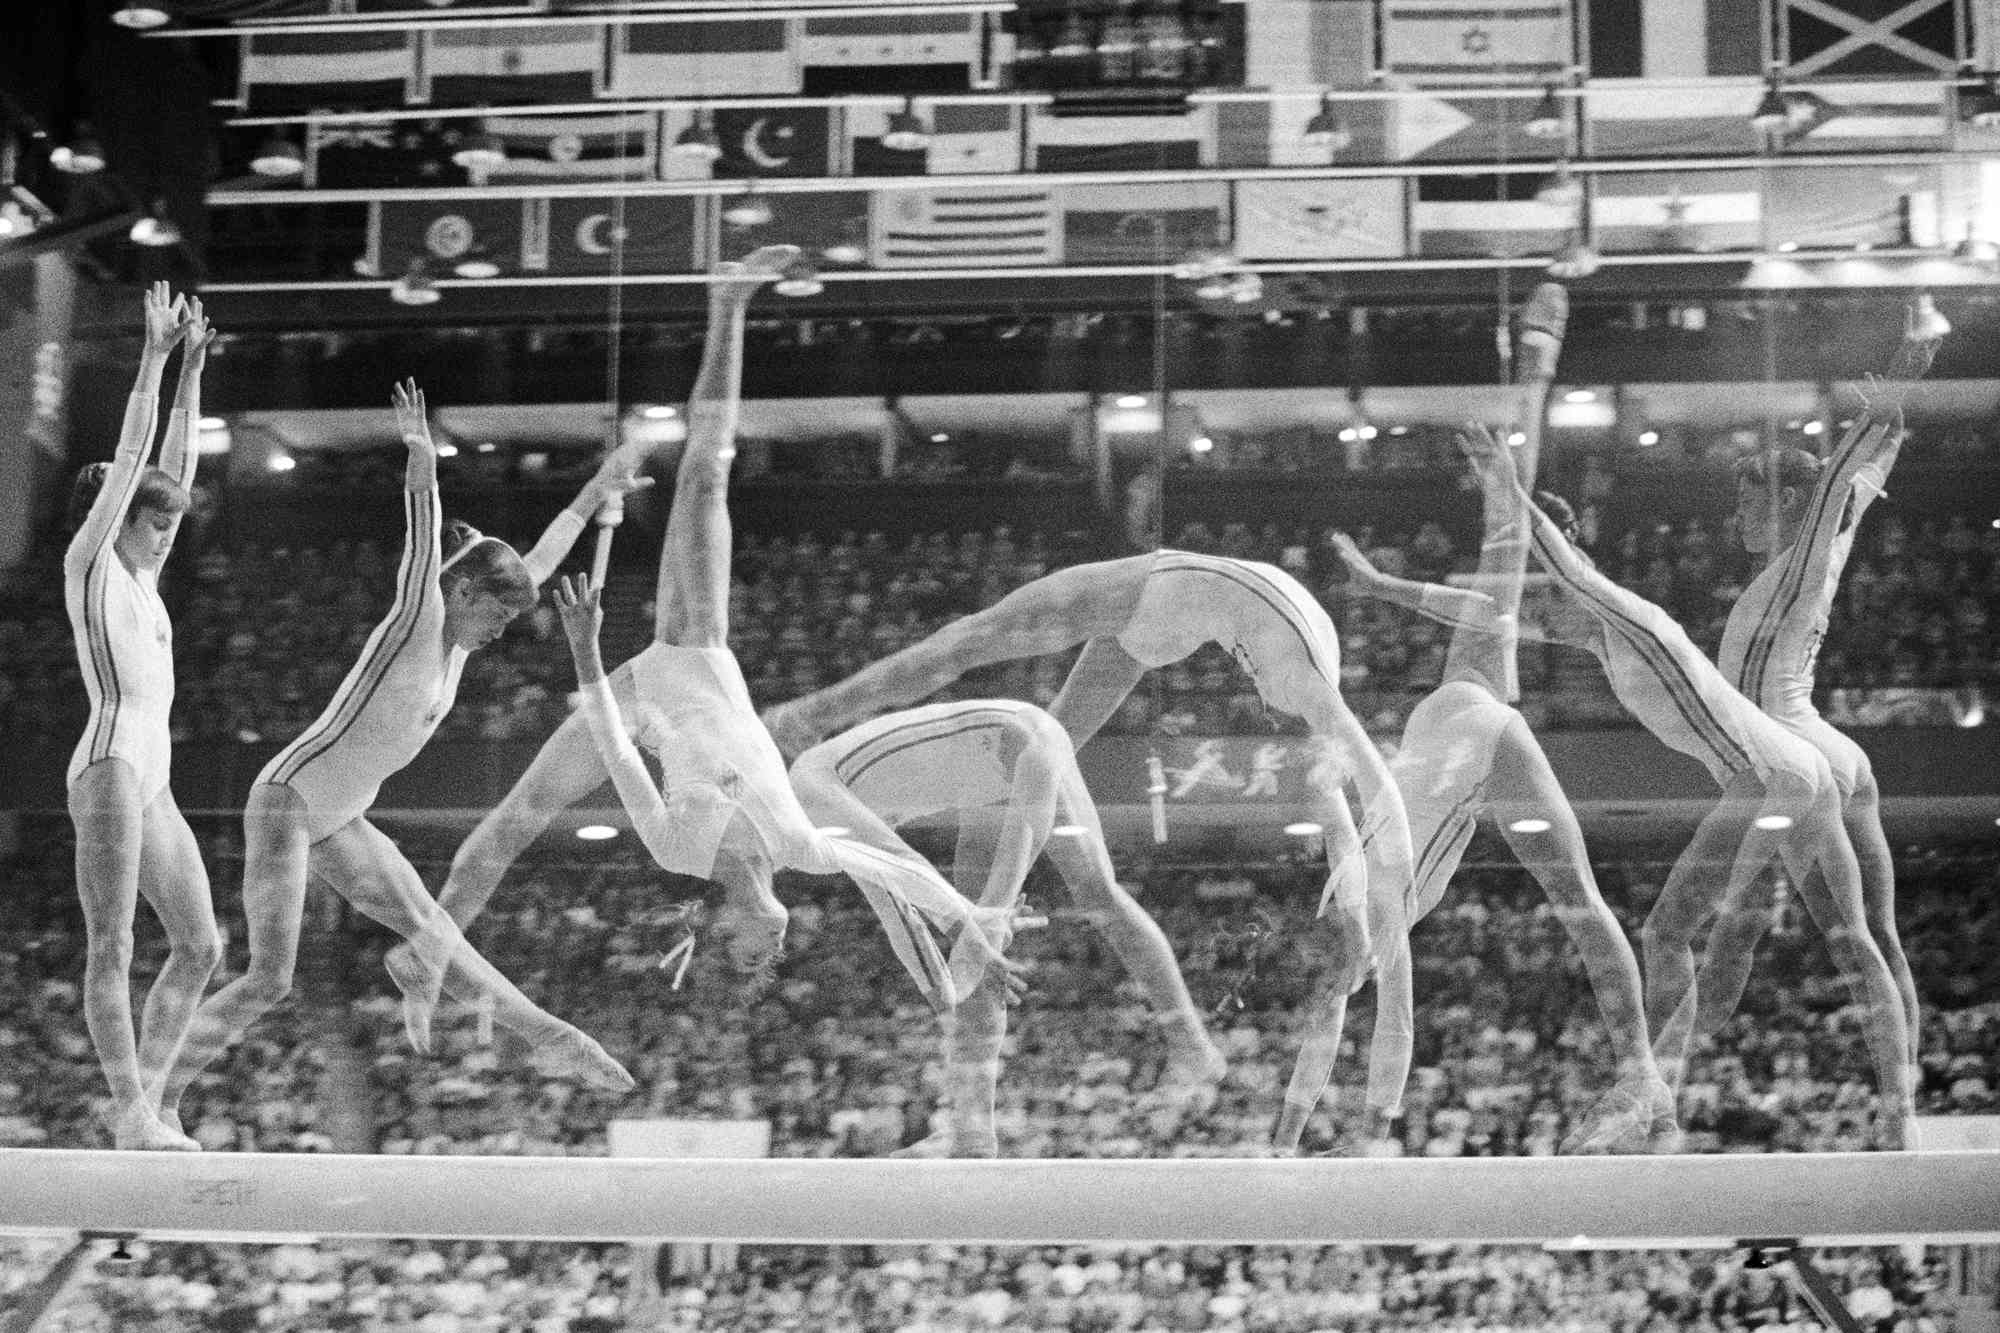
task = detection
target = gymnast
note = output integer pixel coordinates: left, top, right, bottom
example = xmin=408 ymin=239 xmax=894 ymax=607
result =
xmin=156 ymin=379 xmax=649 ymax=1126
xmin=788 ymin=698 xmax=1224 ymax=1156
xmin=65 ymin=284 xmax=219 ymax=1149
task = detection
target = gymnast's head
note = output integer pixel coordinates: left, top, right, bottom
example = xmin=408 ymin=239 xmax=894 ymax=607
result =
xmin=70 ymin=463 xmax=190 ymax=573
xmin=439 ymin=519 xmax=537 ymax=650
xmin=1732 ymin=447 xmax=1822 ymax=555
xmin=705 ymin=852 xmax=789 ymax=981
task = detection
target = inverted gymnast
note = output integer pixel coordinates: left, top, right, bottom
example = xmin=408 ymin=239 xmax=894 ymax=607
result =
xmin=401 ymin=249 xmax=1009 ymax=1025
xmin=65 ymin=284 xmax=219 ymax=1149
xmin=157 ymin=379 xmax=648 ymax=1126
xmin=1370 ymin=427 xmax=1915 ymax=1147
xmin=1296 ymin=289 xmax=1673 ymax=1157
xmin=788 ymin=698 xmax=1225 ymax=1156
xmin=1697 ymin=318 xmax=1940 ymax=1091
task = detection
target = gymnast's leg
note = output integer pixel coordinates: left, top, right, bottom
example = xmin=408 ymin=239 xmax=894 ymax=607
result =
xmin=1847 ymin=767 xmax=1918 ymax=1065
xmin=1046 ymin=635 xmax=1149 ymax=750
xmin=133 ymin=791 xmax=223 ymax=1124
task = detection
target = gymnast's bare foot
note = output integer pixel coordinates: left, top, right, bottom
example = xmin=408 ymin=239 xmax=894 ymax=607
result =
xmin=1561 ymin=1075 xmax=1678 ymax=1155
xmin=384 ymin=940 xmax=446 ymax=1056
xmin=529 ymin=1028 xmax=636 ymax=1095
xmin=891 ymin=1129 xmax=998 ymax=1159
xmin=111 ymin=1101 xmax=199 ymax=1152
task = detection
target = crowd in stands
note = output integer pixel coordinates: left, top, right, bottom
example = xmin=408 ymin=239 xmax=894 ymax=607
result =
xmin=1 ymin=811 xmax=1994 ymax=1162
xmin=4 ymin=1235 xmax=1962 ymax=1332
xmin=1 ymin=461 xmax=1994 ymax=751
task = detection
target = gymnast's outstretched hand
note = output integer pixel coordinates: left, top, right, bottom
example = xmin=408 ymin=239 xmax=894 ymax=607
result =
xmin=554 ymin=573 xmax=606 ymax=684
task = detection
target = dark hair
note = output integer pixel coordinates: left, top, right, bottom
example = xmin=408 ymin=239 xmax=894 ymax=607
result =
xmin=1534 ymin=490 xmax=1580 ymax=543
xmin=68 ymin=464 xmax=191 ymax=533
xmin=439 ymin=519 xmax=536 ymax=611
xmin=1732 ymin=447 xmax=1823 ymax=490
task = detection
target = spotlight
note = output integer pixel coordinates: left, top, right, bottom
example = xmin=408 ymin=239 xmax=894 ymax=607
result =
xmin=1535 ymin=162 xmax=1584 ymax=209
xmin=821 ymin=225 xmax=869 ymax=265
xmin=111 ymin=1 xmax=170 ymax=29
xmin=452 ymin=245 xmax=501 ymax=279
xmin=250 ymin=134 xmax=305 ymax=178
xmin=128 ymin=203 xmax=180 ymax=248
xmin=1961 ymin=74 xmax=2000 ymax=129
xmin=1507 ymin=818 xmax=1552 ymax=834
xmin=773 ymin=257 xmax=824 ymax=297
xmin=641 ymin=405 xmax=678 ymax=420
xmin=50 ymin=126 xmax=105 ymax=174
xmin=1563 ymin=388 xmax=1596 ymax=403
xmin=1801 ymin=419 xmax=1824 ymax=436
xmin=451 ymin=127 xmax=506 ymax=171
xmin=1752 ymin=814 xmax=1794 ymax=831
xmin=435 ymin=442 xmax=459 ymax=458
xmin=722 ymin=191 xmax=772 ymax=228
xmin=930 ymin=432 xmax=949 ymax=443
xmin=1050 ymin=823 xmax=1089 ymax=838
xmin=1301 ymin=94 xmax=1353 ymax=153
xmin=0 ymin=201 xmax=32 ymax=238
xmin=670 ymin=114 xmax=723 ymax=163
xmin=1751 ymin=79 xmax=1792 ymax=132
xmin=1524 ymin=85 xmax=1566 ymax=140
xmin=1189 ymin=435 xmax=1213 ymax=454
xmin=1910 ymin=292 xmax=1951 ymax=339
xmin=1637 ymin=429 xmax=1660 ymax=446
xmin=881 ymin=98 xmax=931 ymax=152
xmin=813 ymin=825 xmax=852 ymax=838
xmin=1228 ymin=272 xmax=1263 ymax=303
xmin=267 ymin=452 xmax=296 ymax=473
xmin=1546 ymin=237 xmax=1600 ymax=278
xmin=1775 ymin=240 xmax=1800 ymax=253
xmin=1283 ymin=821 xmax=1324 ymax=837
xmin=575 ymin=825 xmax=618 ymax=841
xmin=389 ymin=259 xmax=441 ymax=306
xmin=1173 ymin=249 xmax=1233 ymax=281
xmin=1116 ymin=393 xmax=1148 ymax=409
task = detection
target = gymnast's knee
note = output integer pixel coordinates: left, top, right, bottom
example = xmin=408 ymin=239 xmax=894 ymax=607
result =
xmin=236 ymin=959 xmax=294 ymax=1009
xmin=169 ymin=926 xmax=224 ymax=978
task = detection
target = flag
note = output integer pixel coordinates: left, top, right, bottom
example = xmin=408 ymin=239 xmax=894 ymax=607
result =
xmin=716 ymin=191 xmax=872 ymax=263
xmin=1783 ymin=0 xmax=1957 ymax=77
xmin=479 ymin=114 xmax=658 ymax=184
xmin=1030 ymin=107 xmax=1214 ymax=172
xmin=608 ymin=19 xmax=798 ymax=98
xmin=1583 ymin=81 xmax=1763 ymax=156
xmin=524 ymin=196 xmax=703 ymax=275
xmin=419 ymin=24 xmax=603 ymax=104
xmin=799 ymin=13 xmax=980 ymax=94
xmin=1381 ymin=1 xmax=1574 ymax=82
xmin=1776 ymin=82 xmax=1950 ymax=152
xmin=709 ymin=107 xmax=833 ymax=178
xmin=1763 ymin=165 xmax=1941 ymax=249
xmin=1413 ymin=176 xmax=1571 ymax=255
xmin=368 ymin=199 xmax=528 ymax=276
xmin=1215 ymin=95 xmax=1390 ymax=165
xmin=349 ymin=0 xmax=540 ymax=9
xmin=1586 ymin=0 xmax=1765 ymax=76
xmin=1058 ymin=182 xmax=1229 ymax=264
xmin=241 ymin=31 xmax=416 ymax=111
xmin=870 ymin=187 xmax=1058 ymax=267
xmin=1234 ymin=179 xmax=1406 ymax=259
xmin=308 ymin=119 xmax=469 ymax=189
xmin=1240 ymin=0 xmax=1375 ymax=87
xmin=1590 ymin=171 xmax=1760 ymax=251
xmin=846 ymin=102 xmax=1021 ymax=176
xmin=1390 ymin=93 xmax=1565 ymax=160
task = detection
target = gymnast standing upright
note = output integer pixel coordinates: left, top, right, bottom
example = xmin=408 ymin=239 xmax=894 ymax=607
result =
xmin=65 ymin=283 xmax=220 ymax=1149
xmin=156 ymin=380 xmax=648 ymax=1128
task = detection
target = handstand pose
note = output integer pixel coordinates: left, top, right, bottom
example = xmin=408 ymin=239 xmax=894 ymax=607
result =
xmin=1294 ymin=286 xmax=1672 ymax=1157
xmin=1700 ymin=317 xmax=1939 ymax=1088
xmin=157 ymin=379 xmax=647 ymax=1126
xmin=789 ymin=698 xmax=1224 ymax=1156
xmin=1375 ymin=428 xmax=1914 ymax=1145
xmin=402 ymin=250 xmax=1006 ymax=1019
xmin=65 ymin=284 xmax=220 ymax=1149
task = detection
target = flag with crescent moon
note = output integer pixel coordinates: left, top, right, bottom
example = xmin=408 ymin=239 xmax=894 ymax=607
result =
xmin=608 ymin=18 xmax=800 ymax=98
xmin=523 ymin=196 xmax=704 ymax=275
xmin=367 ymin=199 xmax=531 ymax=278
xmin=709 ymin=107 xmax=834 ymax=179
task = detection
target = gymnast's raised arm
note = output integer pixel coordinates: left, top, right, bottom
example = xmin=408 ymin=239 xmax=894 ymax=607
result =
xmin=67 ymin=282 xmax=184 ymax=572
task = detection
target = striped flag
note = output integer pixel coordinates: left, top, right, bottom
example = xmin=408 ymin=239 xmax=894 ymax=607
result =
xmin=846 ymin=102 xmax=1022 ymax=176
xmin=608 ymin=19 xmax=799 ymax=97
xmin=1776 ymin=82 xmax=1950 ymax=152
xmin=799 ymin=12 xmax=980 ymax=94
xmin=419 ymin=24 xmax=603 ymax=104
xmin=1240 ymin=0 xmax=1375 ymax=86
xmin=1381 ymin=1 xmax=1574 ymax=83
xmin=1763 ymin=165 xmax=1941 ymax=249
xmin=1215 ymin=96 xmax=1390 ymax=165
xmin=478 ymin=114 xmax=658 ymax=184
xmin=1783 ymin=0 xmax=1958 ymax=77
xmin=1058 ymin=183 xmax=1229 ymax=264
xmin=1234 ymin=179 xmax=1406 ymax=259
xmin=368 ymin=199 xmax=528 ymax=276
xmin=1590 ymin=171 xmax=1760 ymax=252
xmin=1413 ymin=176 xmax=1571 ymax=256
xmin=241 ymin=30 xmax=416 ymax=111
xmin=715 ymin=191 xmax=871 ymax=263
xmin=1390 ymin=92 xmax=1565 ymax=160
xmin=1585 ymin=0 xmax=1765 ymax=76
xmin=524 ymin=196 xmax=703 ymax=275
xmin=870 ymin=186 xmax=1058 ymax=267
xmin=1029 ymin=107 xmax=1214 ymax=172
xmin=1584 ymin=81 xmax=1763 ymax=156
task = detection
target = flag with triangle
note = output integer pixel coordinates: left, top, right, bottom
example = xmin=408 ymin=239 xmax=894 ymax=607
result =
xmin=1775 ymin=82 xmax=1950 ymax=152
xmin=1058 ymin=182 xmax=1230 ymax=264
xmin=1234 ymin=179 xmax=1406 ymax=259
xmin=1389 ymin=92 xmax=1565 ymax=160
xmin=419 ymin=24 xmax=604 ymax=104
